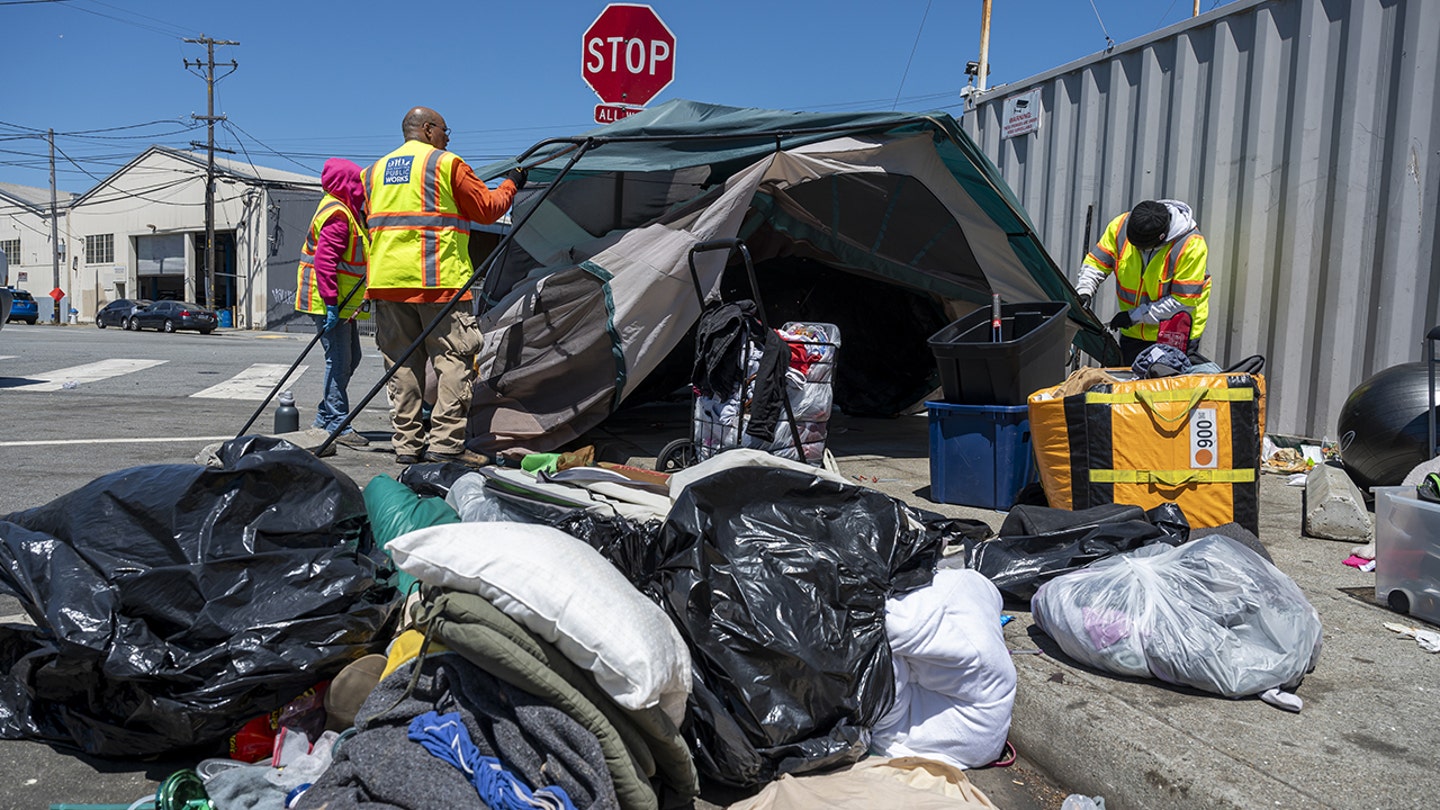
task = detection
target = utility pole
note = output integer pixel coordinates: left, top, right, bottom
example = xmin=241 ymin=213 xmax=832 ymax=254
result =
xmin=977 ymin=0 xmax=992 ymax=93
xmin=48 ymin=128 xmax=60 ymax=324
xmin=1194 ymin=1 xmax=1201 ymax=16
xmin=183 ymin=34 xmax=238 ymax=312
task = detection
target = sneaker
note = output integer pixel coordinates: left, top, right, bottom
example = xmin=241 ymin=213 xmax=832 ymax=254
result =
xmin=395 ymin=452 xmax=423 ymax=465
xmin=424 ymin=448 xmax=492 ymax=467
xmin=1419 ymin=472 xmax=1440 ymax=503
xmin=335 ymin=431 xmax=370 ymax=448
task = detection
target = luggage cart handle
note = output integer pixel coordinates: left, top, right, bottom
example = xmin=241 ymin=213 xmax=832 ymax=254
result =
xmin=1428 ymin=326 xmax=1440 ymax=459
xmin=686 ymin=238 xmax=768 ymax=327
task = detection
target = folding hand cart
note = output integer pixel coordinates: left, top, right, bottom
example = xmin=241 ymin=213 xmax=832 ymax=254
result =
xmin=656 ymin=238 xmax=840 ymax=472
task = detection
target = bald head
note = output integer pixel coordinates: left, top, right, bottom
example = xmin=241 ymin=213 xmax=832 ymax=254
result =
xmin=403 ymin=107 xmax=449 ymax=148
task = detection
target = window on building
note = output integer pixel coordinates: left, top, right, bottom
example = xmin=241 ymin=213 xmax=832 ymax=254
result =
xmin=0 ymin=238 xmax=18 ymax=264
xmin=85 ymin=233 xmax=114 ymax=264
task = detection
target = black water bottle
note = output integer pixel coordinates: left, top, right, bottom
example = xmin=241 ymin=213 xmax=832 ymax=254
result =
xmin=275 ymin=390 xmax=300 ymax=434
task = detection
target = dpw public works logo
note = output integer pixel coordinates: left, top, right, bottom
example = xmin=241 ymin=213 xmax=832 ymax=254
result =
xmin=383 ymin=156 xmax=414 ymax=185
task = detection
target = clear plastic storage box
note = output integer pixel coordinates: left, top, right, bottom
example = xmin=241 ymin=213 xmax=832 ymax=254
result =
xmin=1373 ymin=485 xmax=1440 ymax=627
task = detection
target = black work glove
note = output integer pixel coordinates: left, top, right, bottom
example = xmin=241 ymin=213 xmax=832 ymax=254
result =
xmin=505 ymin=167 xmax=528 ymax=191
xmin=1077 ymin=294 xmax=1092 ymax=311
xmin=1108 ymin=309 xmax=1133 ymax=330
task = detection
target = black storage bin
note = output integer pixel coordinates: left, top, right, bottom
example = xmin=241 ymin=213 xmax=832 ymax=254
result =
xmin=928 ymin=301 xmax=1070 ymax=405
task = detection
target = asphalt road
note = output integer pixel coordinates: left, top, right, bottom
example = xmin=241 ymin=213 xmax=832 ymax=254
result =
xmin=0 ymin=324 xmax=1069 ymax=810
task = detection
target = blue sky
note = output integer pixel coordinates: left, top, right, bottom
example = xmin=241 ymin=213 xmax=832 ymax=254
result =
xmin=1 ymin=0 xmax=1239 ymax=192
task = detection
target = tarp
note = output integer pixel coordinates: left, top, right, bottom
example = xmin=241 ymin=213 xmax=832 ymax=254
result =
xmin=469 ymin=100 xmax=1116 ymax=454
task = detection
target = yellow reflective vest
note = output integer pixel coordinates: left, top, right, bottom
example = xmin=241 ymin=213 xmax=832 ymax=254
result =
xmin=361 ymin=140 xmax=472 ymax=292
xmin=1082 ymin=212 xmax=1210 ymax=341
xmin=295 ymin=194 xmax=369 ymax=319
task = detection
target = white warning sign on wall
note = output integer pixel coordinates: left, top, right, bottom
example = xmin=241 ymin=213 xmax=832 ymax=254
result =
xmin=1001 ymin=88 xmax=1043 ymax=139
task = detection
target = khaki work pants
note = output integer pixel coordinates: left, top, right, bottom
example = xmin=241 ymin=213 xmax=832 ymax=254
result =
xmin=374 ymin=300 xmax=482 ymax=456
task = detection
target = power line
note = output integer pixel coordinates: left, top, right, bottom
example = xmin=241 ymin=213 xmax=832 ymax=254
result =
xmin=61 ymin=0 xmax=189 ymax=39
xmin=0 ymin=0 xmax=73 ymax=5
xmin=218 ymin=119 xmax=265 ymax=183
xmin=1157 ymin=0 xmax=1182 ymax=29
xmin=892 ymin=0 xmax=933 ymax=111
xmin=51 ymin=142 xmax=107 ymax=185
xmin=80 ymin=0 xmax=190 ymax=37
xmin=1087 ymin=0 xmax=1116 ymax=51
xmin=221 ymin=119 xmax=321 ymax=174
xmin=55 ymin=118 xmax=189 ymax=135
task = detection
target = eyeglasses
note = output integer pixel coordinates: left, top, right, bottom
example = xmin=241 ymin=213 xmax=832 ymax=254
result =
xmin=425 ymin=122 xmax=451 ymax=137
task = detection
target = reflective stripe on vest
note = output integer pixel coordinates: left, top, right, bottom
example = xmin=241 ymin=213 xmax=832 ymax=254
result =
xmin=295 ymin=195 xmax=369 ymax=318
xmin=364 ymin=141 xmax=471 ymax=291
xmin=1113 ymin=220 xmax=1202 ymax=341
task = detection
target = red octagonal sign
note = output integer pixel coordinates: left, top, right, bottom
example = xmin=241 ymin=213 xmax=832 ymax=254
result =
xmin=582 ymin=3 xmax=676 ymax=107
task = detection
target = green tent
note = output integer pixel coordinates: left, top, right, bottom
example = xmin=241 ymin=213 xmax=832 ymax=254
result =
xmin=468 ymin=100 xmax=1113 ymax=454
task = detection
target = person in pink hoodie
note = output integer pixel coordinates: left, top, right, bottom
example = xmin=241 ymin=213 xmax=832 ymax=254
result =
xmin=294 ymin=158 xmax=371 ymax=446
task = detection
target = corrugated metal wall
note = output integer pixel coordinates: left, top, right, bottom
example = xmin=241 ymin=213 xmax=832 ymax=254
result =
xmin=964 ymin=0 xmax=1440 ymax=439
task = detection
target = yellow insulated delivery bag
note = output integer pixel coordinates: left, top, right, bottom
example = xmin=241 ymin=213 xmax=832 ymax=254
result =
xmin=1027 ymin=373 xmax=1266 ymax=534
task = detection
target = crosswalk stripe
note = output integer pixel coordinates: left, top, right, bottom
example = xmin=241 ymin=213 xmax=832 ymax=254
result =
xmin=7 ymin=358 xmax=168 ymax=391
xmin=0 ymin=435 xmax=233 ymax=447
xmin=190 ymin=363 xmax=308 ymax=400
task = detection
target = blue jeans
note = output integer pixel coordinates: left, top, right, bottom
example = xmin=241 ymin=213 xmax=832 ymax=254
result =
xmin=311 ymin=314 xmax=362 ymax=433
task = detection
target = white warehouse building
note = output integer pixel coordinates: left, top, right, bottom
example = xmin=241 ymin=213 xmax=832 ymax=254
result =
xmin=0 ymin=181 xmax=77 ymax=323
xmin=1 ymin=146 xmax=321 ymax=329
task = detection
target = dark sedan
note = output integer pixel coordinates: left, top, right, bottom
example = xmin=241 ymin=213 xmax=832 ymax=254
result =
xmin=129 ymin=300 xmax=218 ymax=334
xmin=96 ymin=298 xmax=153 ymax=330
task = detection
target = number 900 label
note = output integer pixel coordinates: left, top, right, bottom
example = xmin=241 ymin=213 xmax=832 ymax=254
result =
xmin=1190 ymin=407 xmax=1218 ymax=468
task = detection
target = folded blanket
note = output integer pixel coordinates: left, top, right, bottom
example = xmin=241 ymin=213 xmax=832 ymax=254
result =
xmin=872 ymin=569 xmax=1016 ymax=768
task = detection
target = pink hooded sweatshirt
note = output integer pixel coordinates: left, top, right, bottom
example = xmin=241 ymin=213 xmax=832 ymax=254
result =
xmin=313 ymin=158 xmax=366 ymax=305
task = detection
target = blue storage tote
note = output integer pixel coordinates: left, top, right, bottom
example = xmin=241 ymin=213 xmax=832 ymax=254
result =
xmin=927 ymin=401 xmax=1035 ymax=509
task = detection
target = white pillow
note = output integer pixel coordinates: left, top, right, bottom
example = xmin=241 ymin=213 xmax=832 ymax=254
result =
xmin=387 ymin=522 xmax=692 ymax=725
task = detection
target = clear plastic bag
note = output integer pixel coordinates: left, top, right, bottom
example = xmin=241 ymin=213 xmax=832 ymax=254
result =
xmin=1032 ymin=535 xmax=1323 ymax=697
xmin=445 ymin=472 xmax=528 ymax=522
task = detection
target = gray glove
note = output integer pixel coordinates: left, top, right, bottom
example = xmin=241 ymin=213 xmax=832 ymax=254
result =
xmin=1077 ymin=294 xmax=1092 ymax=311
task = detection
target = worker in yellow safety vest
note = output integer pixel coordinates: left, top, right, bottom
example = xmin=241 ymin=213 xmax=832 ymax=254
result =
xmin=1075 ymin=199 xmax=1211 ymax=366
xmin=295 ymin=157 xmax=371 ymax=447
xmin=361 ymin=106 xmax=526 ymax=467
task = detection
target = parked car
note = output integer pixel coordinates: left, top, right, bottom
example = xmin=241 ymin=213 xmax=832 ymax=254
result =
xmin=96 ymin=298 xmax=153 ymax=330
xmin=129 ymin=300 xmax=218 ymax=334
xmin=5 ymin=289 xmax=38 ymax=324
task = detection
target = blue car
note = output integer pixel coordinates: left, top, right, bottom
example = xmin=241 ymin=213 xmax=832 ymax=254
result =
xmin=5 ymin=289 xmax=37 ymax=325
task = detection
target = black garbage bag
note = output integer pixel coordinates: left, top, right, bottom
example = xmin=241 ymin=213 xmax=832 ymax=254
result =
xmin=651 ymin=466 xmax=945 ymax=788
xmin=551 ymin=510 xmax=665 ymax=585
xmin=965 ymin=503 xmax=1191 ymax=600
xmin=0 ymin=436 xmax=399 ymax=757
xmin=396 ymin=461 xmax=473 ymax=498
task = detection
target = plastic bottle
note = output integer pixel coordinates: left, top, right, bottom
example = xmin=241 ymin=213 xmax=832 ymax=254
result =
xmin=275 ymin=390 xmax=300 ymax=434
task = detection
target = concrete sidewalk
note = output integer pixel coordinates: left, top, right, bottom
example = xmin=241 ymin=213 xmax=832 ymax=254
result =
xmin=588 ymin=402 xmax=1439 ymax=810
xmin=1 ymin=395 xmax=1431 ymax=810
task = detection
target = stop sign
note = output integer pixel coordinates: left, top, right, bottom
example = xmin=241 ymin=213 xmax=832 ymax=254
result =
xmin=582 ymin=4 xmax=676 ymax=107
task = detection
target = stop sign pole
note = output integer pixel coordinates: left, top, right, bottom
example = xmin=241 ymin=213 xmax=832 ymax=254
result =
xmin=582 ymin=3 xmax=676 ymax=123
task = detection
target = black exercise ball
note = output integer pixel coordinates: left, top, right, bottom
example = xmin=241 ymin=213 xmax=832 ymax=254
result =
xmin=1336 ymin=362 xmax=1439 ymax=490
